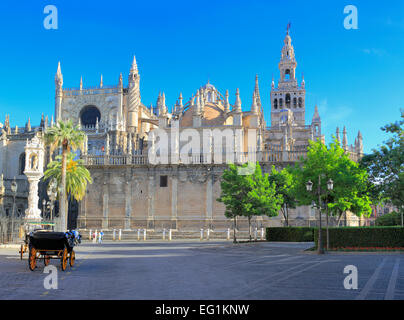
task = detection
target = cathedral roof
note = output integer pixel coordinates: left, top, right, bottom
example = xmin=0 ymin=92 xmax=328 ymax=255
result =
xmin=180 ymin=101 xmax=226 ymax=127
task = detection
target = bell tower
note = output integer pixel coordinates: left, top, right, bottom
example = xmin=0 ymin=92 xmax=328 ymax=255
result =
xmin=271 ymin=26 xmax=306 ymax=127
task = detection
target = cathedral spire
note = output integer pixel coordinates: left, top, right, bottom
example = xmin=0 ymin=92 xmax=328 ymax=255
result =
xmin=357 ymin=130 xmax=363 ymax=154
xmin=130 ymin=55 xmax=138 ymax=74
xmin=128 ymin=55 xmax=141 ymax=132
xmin=178 ymin=92 xmax=183 ymax=110
xmin=55 ymin=62 xmax=63 ymax=121
xmin=312 ymin=105 xmax=320 ymax=122
xmin=26 ymin=118 xmax=31 ymax=132
xmin=194 ymin=90 xmax=201 ymax=115
xmin=224 ymin=90 xmax=230 ymax=113
xmin=55 ymin=61 xmax=63 ymax=86
xmin=251 ymin=91 xmax=258 ymax=114
xmin=233 ymin=88 xmax=242 ymax=112
xmin=254 ymin=74 xmax=262 ymax=107
xmin=342 ymin=126 xmax=348 ymax=151
xmin=336 ymin=127 xmax=340 ymax=144
xmin=118 ymin=73 xmax=123 ymax=88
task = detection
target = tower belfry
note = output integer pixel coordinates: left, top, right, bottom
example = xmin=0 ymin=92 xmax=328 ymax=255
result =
xmin=271 ymin=28 xmax=306 ymax=126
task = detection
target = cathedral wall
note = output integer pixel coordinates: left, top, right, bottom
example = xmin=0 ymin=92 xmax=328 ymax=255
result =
xmin=0 ymin=139 xmax=26 ymax=179
xmin=76 ymin=163 xmax=341 ymax=231
xmin=61 ymin=91 xmax=123 ymax=127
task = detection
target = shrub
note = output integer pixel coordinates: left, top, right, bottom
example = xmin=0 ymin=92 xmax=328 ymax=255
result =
xmin=266 ymin=227 xmax=315 ymax=242
xmin=375 ymin=211 xmax=402 ymax=226
xmin=314 ymin=226 xmax=404 ymax=248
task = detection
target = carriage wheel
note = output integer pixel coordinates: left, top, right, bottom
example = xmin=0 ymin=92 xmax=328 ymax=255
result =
xmin=61 ymin=248 xmax=68 ymax=271
xmin=20 ymin=244 xmax=24 ymax=260
xmin=44 ymin=255 xmax=51 ymax=266
xmin=69 ymin=250 xmax=75 ymax=267
xmin=28 ymin=247 xmax=37 ymax=271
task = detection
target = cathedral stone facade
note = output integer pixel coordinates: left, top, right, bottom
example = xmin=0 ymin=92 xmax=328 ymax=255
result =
xmin=0 ymin=31 xmax=364 ymax=231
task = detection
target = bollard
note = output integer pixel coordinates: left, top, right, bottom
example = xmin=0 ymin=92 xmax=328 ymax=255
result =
xmin=261 ymin=227 xmax=264 ymax=240
xmin=89 ymin=229 xmax=92 ymax=241
xmin=227 ymin=228 xmax=230 ymax=240
xmin=118 ymin=229 xmax=122 ymax=241
xmin=169 ymin=229 xmax=172 ymax=241
xmin=137 ymin=229 xmax=141 ymax=241
xmin=200 ymin=228 xmax=203 ymax=241
xmin=207 ymin=228 xmax=210 ymax=241
xmin=143 ymin=229 xmax=147 ymax=241
xmin=163 ymin=228 xmax=166 ymax=240
xmin=254 ymin=227 xmax=258 ymax=241
xmin=113 ymin=229 xmax=116 ymax=241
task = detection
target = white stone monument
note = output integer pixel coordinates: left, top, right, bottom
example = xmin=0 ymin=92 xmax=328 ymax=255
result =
xmin=24 ymin=134 xmax=45 ymax=228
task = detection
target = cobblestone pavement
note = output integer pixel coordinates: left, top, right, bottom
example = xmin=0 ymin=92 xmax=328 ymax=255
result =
xmin=1 ymin=240 xmax=404 ymax=300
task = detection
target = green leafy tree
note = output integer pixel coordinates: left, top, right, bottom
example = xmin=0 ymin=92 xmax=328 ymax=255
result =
xmin=245 ymin=163 xmax=283 ymax=240
xmin=217 ymin=163 xmax=250 ymax=243
xmin=45 ymin=120 xmax=85 ymax=231
xmin=217 ymin=162 xmax=282 ymax=242
xmin=268 ymin=166 xmax=297 ymax=226
xmin=44 ymin=152 xmax=92 ymax=202
xmin=293 ymin=138 xmax=372 ymax=223
xmin=360 ymin=110 xmax=404 ymax=214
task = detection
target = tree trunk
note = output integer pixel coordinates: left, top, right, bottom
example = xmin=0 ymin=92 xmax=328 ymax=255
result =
xmin=248 ymin=216 xmax=252 ymax=241
xmin=326 ymin=205 xmax=329 ymax=251
xmin=233 ymin=216 xmax=237 ymax=243
xmin=60 ymin=144 xmax=68 ymax=231
xmin=336 ymin=211 xmax=343 ymax=227
xmin=285 ymin=206 xmax=289 ymax=226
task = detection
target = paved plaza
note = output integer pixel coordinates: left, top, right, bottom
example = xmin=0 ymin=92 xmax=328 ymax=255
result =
xmin=0 ymin=240 xmax=403 ymax=300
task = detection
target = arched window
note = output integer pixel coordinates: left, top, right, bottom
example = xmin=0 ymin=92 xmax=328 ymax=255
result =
xmin=285 ymin=94 xmax=291 ymax=107
xmin=293 ymin=98 xmax=297 ymax=108
xmin=298 ymin=97 xmax=303 ymax=108
xmin=19 ymin=152 xmax=26 ymax=175
xmin=273 ymin=99 xmax=278 ymax=109
xmin=80 ymin=105 xmax=101 ymax=127
xmin=279 ymin=98 xmax=283 ymax=108
xmin=285 ymin=69 xmax=290 ymax=81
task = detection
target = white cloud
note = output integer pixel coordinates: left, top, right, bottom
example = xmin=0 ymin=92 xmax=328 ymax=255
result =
xmin=362 ymin=48 xmax=387 ymax=57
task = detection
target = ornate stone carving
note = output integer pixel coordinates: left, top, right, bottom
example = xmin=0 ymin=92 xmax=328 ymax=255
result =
xmin=24 ymin=134 xmax=45 ymax=223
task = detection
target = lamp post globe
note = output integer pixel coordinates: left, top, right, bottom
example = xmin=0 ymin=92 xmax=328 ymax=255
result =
xmin=306 ymin=180 xmax=313 ymax=192
xmin=327 ymin=179 xmax=334 ymax=191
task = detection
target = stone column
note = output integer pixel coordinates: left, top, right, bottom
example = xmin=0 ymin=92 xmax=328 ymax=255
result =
xmin=171 ymin=171 xmax=178 ymax=229
xmin=102 ymin=171 xmax=109 ymax=229
xmin=147 ymin=174 xmax=155 ymax=229
xmin=24 ymin=134 xmax=45 ymax=231
xmin=0 ymin=174 xmax=5 ymax=215
xmin=124 ymin=168 xmax=132 ymax=230
xmin=205 ymin=171 xmax=213 ymax=226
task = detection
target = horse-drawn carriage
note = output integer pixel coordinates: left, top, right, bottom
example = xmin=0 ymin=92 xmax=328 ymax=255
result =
xmin=21 ymin=230 xmax=81 ymax=271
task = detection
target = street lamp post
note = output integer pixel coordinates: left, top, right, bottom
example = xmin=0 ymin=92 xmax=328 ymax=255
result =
xmin=326 ymin=179 xmax=334 ymax=251
xmin=42 ymin=199 xmax=46 ymax=219
xmin=306 ymin=177 xmax=334 ymax=254
xmin=47 ymin=179 xmax=57 ymax=230
xmin=10 ymin=177 xmax=18 ymax=242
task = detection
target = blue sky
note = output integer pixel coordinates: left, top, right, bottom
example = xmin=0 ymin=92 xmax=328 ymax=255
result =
xmin=0 ymin=0 xmax=402 ymax=153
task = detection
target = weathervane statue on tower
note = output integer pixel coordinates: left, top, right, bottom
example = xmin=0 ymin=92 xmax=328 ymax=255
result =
xmin=287 ymin=22 xmax=291 ymax=34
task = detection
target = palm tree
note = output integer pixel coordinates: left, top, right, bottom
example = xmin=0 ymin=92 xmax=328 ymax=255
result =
xmin=45 ymin=120 xmax=85 ymax=231
xmin=44 ymin=152 xmax=92 ymax=202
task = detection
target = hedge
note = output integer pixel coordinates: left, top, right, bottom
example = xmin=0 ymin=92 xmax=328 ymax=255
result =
xmin=375 ymin=211 xmax=403 ymax=226
xmin=266 ymin=227 xmax=315 ymax=242
xmin=314 ymin=227 xmax=404 ymax=248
